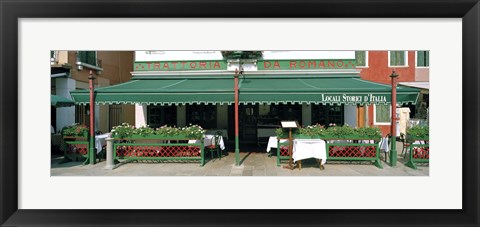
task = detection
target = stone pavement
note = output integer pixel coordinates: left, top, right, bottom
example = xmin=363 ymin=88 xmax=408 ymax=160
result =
xmin=51 ymin=142 xmax=428 ymax=176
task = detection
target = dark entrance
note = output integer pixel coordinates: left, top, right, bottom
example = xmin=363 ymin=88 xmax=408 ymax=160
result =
xmin=239 ymin=104 xmax=259 ymax=140
xmin=227 ymin=103 xmax=303 ymax=150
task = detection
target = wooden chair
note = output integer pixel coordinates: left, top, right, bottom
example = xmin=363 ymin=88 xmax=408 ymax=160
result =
xmin=205 ymin=131 xmax=222 ymax=160
xmin=400 ymin=133 xmax=411 ymax=159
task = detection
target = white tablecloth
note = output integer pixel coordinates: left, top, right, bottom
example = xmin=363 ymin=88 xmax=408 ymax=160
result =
xmin=266 ymin=136 xmax=288 ymax=153
xmin=95 ymin=133 xmax=110 ymax=154
xmin=379 ymin=137 xmax=389 ymax=153
xmin=205 ymin=129 xmax=228 ymax=140
xmin=189 ymin=134 xmax=225 ymax=151
xmin=292 ymin=139 xmax=327 ymax=165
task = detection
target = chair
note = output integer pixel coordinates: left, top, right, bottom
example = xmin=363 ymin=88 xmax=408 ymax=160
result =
xmin=400 ymin=133 xmax=411 ymax=159
xmin=205 ymin=131 xmax=222 ymax=160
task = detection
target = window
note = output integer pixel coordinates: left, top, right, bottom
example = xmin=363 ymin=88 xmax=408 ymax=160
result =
xmin=270 ymin=104 xmax=302 ymax=124
xmin=147 ymin=105 xmax=177 ymax=128
xmin=75 ymin=104 xmax=89 ymax=127
xmin=311 ymin=104 xmax=344 ymax=126
xmin=416 ymin=51 xmax=429 ymax=67
xmin=186 ymin=105 xmax=216 ymax=129
xmin=374 ymin=104 xmax=391 ymax=125
xmin=355 ymin=51 xmax=368 ymax=67
xmin=78 ymin=51 xmax=97 ymax=66
xmin=50 ymin=51 xmax=57 ymax=64
xmin=109 ymin=105 xmax=124 ymax=130
xmin=389 ymin=51 xmax=407 ymax=67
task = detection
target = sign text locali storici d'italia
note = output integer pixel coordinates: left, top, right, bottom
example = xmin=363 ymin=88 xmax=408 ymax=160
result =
xmin=258 ymin=59 xmax=356 ymax=70
xmin=321 ymin=94 xmax=388 ymax=103
xmin=134 ymin=61 xmax=227 ymax=71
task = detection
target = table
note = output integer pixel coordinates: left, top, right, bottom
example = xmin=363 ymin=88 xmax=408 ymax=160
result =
xmin=95 ymin=133 xmax=110 ymax=154
xmin=266 ymin=136 xmax=287 ymax=153
xmin=205 ymin=129 xmax=228 ymax=140
xmin=189 ymin=134 xmax=225 ymax=151
xmin=292 ymin=139 xmax=327 ymax=165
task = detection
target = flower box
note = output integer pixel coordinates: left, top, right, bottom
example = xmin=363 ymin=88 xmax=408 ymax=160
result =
xmin=293 ymin=134 xmax=322 ymax=139
xmin=62 ymin=132 xmax=88 ymax=140
xmin=278 ymin=134 xmax=380 ymax=141
xmin=113 ymin=134 xmax=201 ymax=141
xmin=321 ymin=134 xmax=381 ymax=141
xmin=406 ymin=135 xmax=429 ymax=142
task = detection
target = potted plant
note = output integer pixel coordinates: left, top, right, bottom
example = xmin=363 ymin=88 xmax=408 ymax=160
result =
xmin=354 ymin=127 xmax=382 ymax=141
xmin=275 ymin=123 xmax=381 ymax=140
xmin=111 ymin=122 xmax=136 ymax=139
xmin=111 ymin=123 xmax=206 ymax=140
xmin=297 ymin=124 xmax=325 ymax=139
xmin=406 ymin=125 xmax=429 ymax=142
xmin=62 ymin=123 xmax=88 ymax=139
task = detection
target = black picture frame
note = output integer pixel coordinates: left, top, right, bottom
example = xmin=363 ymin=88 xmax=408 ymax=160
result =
xmin=1 ymin=0 xmax=479 ymax=226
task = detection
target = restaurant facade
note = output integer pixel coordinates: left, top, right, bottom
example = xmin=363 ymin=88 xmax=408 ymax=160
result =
xmin=70 ymin=51 xmax=420 ymax=151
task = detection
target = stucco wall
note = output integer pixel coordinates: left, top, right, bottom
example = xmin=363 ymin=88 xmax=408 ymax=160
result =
xmin=63 ymin=51 xmax=134 ymax=132
xmin=358 ymin=51 xmax=417 ymax=136
xmin=415 ymin=68 xmax=430 ymax=81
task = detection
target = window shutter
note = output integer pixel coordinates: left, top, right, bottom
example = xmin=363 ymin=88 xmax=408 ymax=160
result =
xmin=390 ymin=51 xmax=397 ymax=66
xmin=355 ymin=51 xmax=365 ymax=66
xmin=376 ymin=105 xmax=391 ymax=123
xmin=391 ymin=51 xmax=405 ymax=66
xmin=417 ymin=51 xmax=425 ymax=67
xmin=425 ymin=51 xmax=429 ymax=66
xmin=86 ymin=51 xmax=96 ymax=65
xmin=78 ymin=51 xmax=86 ymax=62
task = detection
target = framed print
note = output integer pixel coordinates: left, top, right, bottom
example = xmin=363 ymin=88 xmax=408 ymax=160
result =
xmin=1 ymin=0 xmax=479 ymax=226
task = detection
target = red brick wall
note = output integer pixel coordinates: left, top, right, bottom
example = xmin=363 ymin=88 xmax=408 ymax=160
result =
xmin=358 ymin=51 xmax=416 ymax=136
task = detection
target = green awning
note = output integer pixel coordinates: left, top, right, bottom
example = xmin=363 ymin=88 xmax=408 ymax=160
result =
xmin=70 ymin=75 xmax=420 ymax=105
xmin=238 ymin=75 xmax=420 ymax=105
xmin=70 ymin=78 xmax=235 ymax=105
xmin=51 ymin=95 xmax=75 ymax=107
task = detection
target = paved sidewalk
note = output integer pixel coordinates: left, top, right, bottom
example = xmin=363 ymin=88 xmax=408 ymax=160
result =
xmin=51 ymin=142 xmax=428 ymax=176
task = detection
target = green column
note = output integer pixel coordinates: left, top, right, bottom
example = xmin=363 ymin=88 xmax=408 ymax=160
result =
xmin=235 ymin=135 xmax=240 ymax=165
xmin=89 ymin=136 xmax=95 ymax=165
xmin=390 ymin=135 xmax=397 ymax=166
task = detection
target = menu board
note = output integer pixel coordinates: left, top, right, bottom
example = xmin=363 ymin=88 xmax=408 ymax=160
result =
xmin=281 ymin=121 xmax=299 ymax=128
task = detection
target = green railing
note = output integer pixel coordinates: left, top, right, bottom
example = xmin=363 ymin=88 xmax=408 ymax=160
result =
xmin=113 ymin=137 xmax=205 ymax=166
xmin=276 ymin=137 xmax=382 ymax=168
xmin=61 ymin=137 xmax=91 ymax=165
xmin=405 ymin=141 xmax=429 ymax=169
xmin=276 ymin=139 xmax=290 ymax=166
xmin=325 ymin=140 xmax=382 ymax=169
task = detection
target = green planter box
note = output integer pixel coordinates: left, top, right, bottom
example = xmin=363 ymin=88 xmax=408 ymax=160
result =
xmin=113 ymin=134 xmax=202 ymax=140
xmin=407 ymin=135 xmax=429 ymax=142
xmin=62 ymin=132 xmax=88 ymax=141
xmin=279 ymin=134 xmax=381 ymax=141
xmin=293 ymin=134 xmax=322 ymax=139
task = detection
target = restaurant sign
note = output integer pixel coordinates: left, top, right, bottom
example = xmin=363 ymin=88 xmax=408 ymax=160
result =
xmin=258 ymin=59 xmax=356 ymax=70
xmin=321 ymin=93 xmax=388 ymax=103
xmin=134 ymin=60 xmax=227 ymax=71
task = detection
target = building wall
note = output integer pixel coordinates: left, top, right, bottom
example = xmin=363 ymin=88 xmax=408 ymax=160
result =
xmin=54 ymin=51 xmax=135 ymax=132
xmin=55 ymin=78 xmax=75 ymax=132
xmin=359 ymin=51 xmax=416 ymax=83
xmin=415 ymin=68 xmax=430 ymax=81
xmin=358 ymin=51 xmax=416 ymax=136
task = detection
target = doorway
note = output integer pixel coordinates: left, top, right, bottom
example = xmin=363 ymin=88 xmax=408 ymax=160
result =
xmin=239 ymin=104 xmax=259 ymax=140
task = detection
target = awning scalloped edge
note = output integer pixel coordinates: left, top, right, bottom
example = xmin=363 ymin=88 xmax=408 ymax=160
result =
xmin=74 ymin=100 xmax=415 ymax=106
xmin=74 ymin=101 xmax=235 ymax=106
